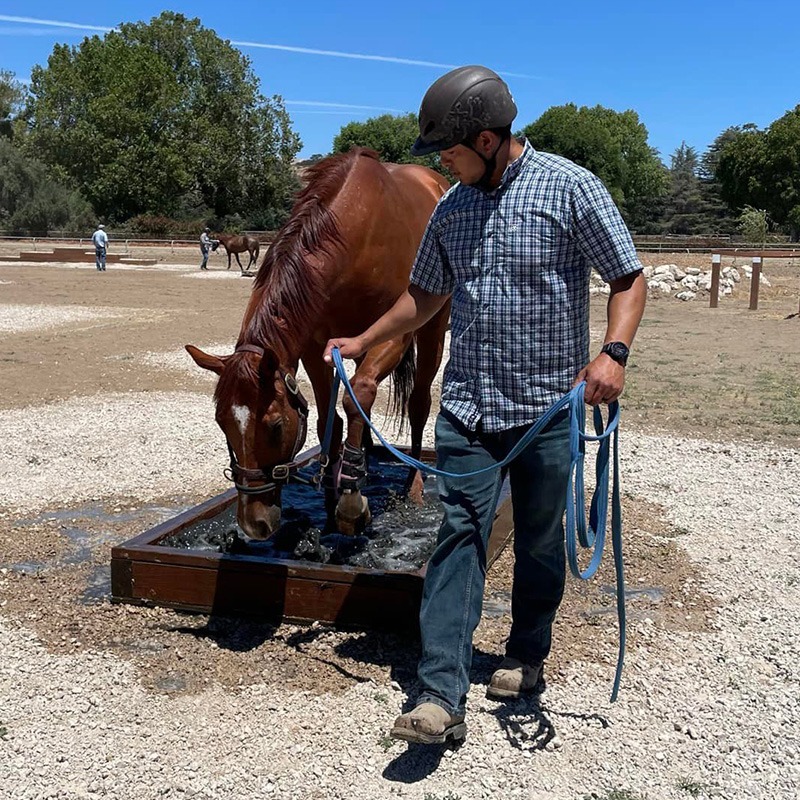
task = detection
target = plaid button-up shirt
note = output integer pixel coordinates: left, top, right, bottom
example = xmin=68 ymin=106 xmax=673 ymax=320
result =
xmin=411 ymin=140 xmax=642 ymax=432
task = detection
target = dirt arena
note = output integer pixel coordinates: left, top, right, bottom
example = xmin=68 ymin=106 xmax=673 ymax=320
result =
xmin=1 ymin=250 xmax=798 ymax=800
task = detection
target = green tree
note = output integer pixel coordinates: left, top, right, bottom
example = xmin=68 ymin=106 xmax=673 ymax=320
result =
xmin=0 ymin=71 xmax=27 ymax=140
xmin=697 ymin=128 xmax=741 ymax=234
xmin=661 ymin=142 xmax=718 ymax=234
xmin=25 ymin=11 xmax=301 ymax=224
xmin=714 ymin=124 xmax=767 ymax=215
xmin=738 ymin=205 xmax=769 ymax=244
xmin=520 ymin=104 xmax=667 ymax=228
xmin=760 ymin=105 xmax=800 ymax=240
xmin=333 ymin=113 xmax=445 ymax=174
xmin=0 ymin=138 xmax=94 ymax=234
xmin=714 ymin=111 xmax=800 ymax=240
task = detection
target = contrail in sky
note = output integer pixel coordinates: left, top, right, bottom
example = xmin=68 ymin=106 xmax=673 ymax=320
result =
xmin=0 ymin=15 xmax=538 ymax=78
xmin=285 ymin=101 xmax=406 ymax=113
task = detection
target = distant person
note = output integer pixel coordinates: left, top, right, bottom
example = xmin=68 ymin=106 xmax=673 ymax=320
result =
xmin=200 ymin=227 xmax=219 ymax=271
xmin=92 ymin=224 xmax=108 ymax=271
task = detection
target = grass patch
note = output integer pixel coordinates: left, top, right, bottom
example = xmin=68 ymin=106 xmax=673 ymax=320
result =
xmin=378 ymin=735 xmax=395 ymax=752
xmin=0 ymin=724 xmax=7 ymax=739
xmin=755 ymin=370 xmax=800 ymax=427
xmin=584 ymin=791 xmax=645 ymax=800
xmin=676 ymin=777 xmax=716 ymax=796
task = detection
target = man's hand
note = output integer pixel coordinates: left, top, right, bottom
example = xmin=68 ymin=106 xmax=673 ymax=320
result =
xmin=573 ymin=353 xmax=625 ymax=405
xmin=323 ymin=336 xmax=366 ymax=364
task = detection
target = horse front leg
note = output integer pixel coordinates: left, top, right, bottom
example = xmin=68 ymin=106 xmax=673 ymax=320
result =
xmin=303 ymin=352 xmax=343 ymax=531
xmin=336 ymin=336 xmax=411 ymax=535
xmin=226 ymin=251 xmax=231 ymax=270
xmin=236 ymin=253 xmax=244 ymax=272
xmin=405 ymin=303 xmax=450 ymax=504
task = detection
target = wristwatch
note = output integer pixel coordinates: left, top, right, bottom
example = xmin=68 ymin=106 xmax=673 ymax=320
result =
xmin=600 ymin=341 xmax=630 ymax=367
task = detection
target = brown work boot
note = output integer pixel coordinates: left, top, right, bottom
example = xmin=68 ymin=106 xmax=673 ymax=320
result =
xmin=486 ymin=657 xmax=544 ymax=700
xmin=390 ymin=703 xmax=467 ymax=745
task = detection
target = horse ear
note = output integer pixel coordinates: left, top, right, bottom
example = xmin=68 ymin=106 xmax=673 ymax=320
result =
xmin=185 ymin=344 xmax=229 ymax=375
xmin=258 ymin=346 xmax=280 ymax=380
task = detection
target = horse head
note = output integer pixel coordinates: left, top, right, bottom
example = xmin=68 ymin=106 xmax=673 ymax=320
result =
xmin=186 ymin=343 xmax=308 ymax=540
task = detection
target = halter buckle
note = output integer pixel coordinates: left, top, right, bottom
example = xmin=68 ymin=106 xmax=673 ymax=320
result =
xmin=271 ymin=464 xmax=290 ymax=481
xmin=284 ymin=373 xmax=299 ymax=395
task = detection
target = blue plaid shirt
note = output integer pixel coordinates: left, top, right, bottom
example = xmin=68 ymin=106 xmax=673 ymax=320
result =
xmin=411 ymin=140 xmax=641 ymax=432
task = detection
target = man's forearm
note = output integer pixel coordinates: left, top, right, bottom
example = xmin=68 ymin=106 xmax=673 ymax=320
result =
xmin=603 ymin=272 xmax=646 ymax=346
xmin=360 ymin=285 xmax=449 ymax=350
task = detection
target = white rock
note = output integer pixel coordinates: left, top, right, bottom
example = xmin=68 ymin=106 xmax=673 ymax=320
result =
xmin=671 ymin=265 xmax=686 ymax=281
xmin=676 ymin=291 xmax=697 ymax=301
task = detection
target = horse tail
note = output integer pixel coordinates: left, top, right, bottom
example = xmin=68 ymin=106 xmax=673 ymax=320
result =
xmin=388 ymin=339 xmax=416 ymax=434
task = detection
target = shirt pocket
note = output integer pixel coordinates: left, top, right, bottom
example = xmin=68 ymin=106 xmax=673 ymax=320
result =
xmin=502 ymin=209 xmax=563 ymax=273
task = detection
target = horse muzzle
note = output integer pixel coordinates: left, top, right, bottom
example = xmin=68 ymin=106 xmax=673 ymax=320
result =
xmin=236 ymin=496 xmax=282 ymax=540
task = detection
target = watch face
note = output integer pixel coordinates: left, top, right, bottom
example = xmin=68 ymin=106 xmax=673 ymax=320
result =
xmin=604 ymin=342 xmax=629 ymax=364
xmin=610 ymin=342 xmax=628 ymax=359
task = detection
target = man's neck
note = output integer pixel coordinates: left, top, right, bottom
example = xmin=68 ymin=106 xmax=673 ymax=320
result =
xmin=487 ymin=138 xmax=525 ymax=189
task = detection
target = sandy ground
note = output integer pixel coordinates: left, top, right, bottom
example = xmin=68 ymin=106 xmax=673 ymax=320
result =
xmin=1 ymin=255 xmax=799 ymax=799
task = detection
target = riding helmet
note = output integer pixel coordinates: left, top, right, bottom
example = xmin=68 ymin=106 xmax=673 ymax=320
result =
xmin=411 ymin=65 xmax=517 ymax=156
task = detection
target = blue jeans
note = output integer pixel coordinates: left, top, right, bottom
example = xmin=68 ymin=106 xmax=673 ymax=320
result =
xmin=417 ymin=408 xmax=571 ymax=716
xmin=95 ymin=247 xmax=106 ymax=271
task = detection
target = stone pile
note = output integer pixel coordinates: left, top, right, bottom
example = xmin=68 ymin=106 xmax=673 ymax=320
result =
xmin=590 ymin=263 xmax=771 ymax=301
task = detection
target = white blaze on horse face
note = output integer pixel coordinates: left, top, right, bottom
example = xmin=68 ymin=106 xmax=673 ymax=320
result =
xmin=231 ymin=404 xmax=251 ymax=458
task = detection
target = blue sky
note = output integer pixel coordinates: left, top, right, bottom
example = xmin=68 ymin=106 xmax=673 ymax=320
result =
xmin=1 ymin=2 xmax=798 ymax=163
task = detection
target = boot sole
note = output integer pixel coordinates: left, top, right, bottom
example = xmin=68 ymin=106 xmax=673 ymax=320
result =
xmin=390 ymin=721 xmax=467 ymax=745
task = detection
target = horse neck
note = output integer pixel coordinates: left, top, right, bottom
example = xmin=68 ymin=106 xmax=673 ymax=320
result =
xmin=239 ymin=283 xmax=313 ymax=370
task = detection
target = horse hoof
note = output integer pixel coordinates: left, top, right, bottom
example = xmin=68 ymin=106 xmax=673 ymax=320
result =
xmin=407 ymin=471 xmax=425 ymax=505
xmin=335 ymin=494 xmax=371 ymax=536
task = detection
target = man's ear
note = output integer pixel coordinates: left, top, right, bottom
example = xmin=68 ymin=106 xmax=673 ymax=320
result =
xmin=185 ymin=345 xmax=229 ymax=375
xmin=474 ymin=130 xmax=496 ymax=157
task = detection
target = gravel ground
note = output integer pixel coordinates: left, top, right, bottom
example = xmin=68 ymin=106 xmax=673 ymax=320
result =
xmin=0 ymin=304 xmax=126 ymax=334
xmin=1 ymin=398 xmax=798 ymax=798
xmin=1 ymin=346 xmax=798 ymax=798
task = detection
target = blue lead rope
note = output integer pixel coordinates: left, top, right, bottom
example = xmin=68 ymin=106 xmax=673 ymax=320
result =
xmin=327 ymin=347 xmax=626 ymax=702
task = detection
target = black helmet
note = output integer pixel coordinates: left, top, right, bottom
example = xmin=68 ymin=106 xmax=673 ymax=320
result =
xmin=411 ymin=66 xmax=517 ymax=156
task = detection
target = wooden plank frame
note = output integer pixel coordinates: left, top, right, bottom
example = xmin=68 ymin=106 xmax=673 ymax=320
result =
xmin=111 ymin=446 xmax=514 ymax=633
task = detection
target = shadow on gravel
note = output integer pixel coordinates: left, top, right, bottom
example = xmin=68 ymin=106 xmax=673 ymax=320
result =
xmin=382 ymin=739 xmax=464 ymax=783
xmin=168 ymin=616 xmax=279 ymax=652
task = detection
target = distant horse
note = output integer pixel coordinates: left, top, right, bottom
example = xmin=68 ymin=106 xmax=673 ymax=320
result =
xmin=187 ymin=149 xmax=450 ymax=538
xmin=215 ymin=233 xmax=261 ymax=272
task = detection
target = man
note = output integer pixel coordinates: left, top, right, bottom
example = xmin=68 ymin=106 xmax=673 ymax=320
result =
xmin=92 ymin=224 xmax=108 ymax=271
xmin=324 ymin=66 xmax=646 ymax=745
xmin=199 ymin=227 xmax=218 ymax=271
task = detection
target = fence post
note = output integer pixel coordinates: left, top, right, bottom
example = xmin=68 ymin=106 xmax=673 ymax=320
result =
xmin=709 ymin=254 xmax=721 ymax=308
xmin=33 ymin=237 xmax=37 ymax=251
xmin=749 ymin=257 xmax=762 ymax=311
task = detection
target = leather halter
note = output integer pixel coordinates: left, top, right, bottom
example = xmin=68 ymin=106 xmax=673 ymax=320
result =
xmin=223 ymin=344 xmax=309 ymax=496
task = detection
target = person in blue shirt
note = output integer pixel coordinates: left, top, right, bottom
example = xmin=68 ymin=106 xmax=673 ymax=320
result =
xmin=91 ymin=224 xmax=108 ymax=271
xmin=324 ymin=66 xmax=646 ymax=745
xmin=199 ymin=228 xmax=219 ymax=271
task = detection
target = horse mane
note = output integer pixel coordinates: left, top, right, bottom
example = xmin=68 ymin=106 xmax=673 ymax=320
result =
xmin=214 ymin=148 xmax=380 ymax=406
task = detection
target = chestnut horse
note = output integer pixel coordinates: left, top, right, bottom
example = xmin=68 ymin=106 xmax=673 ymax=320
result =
xmin=187 ymin=149 xmax=450 ymax=538
xmin=215 ymin=232 xmax=261 ymax=272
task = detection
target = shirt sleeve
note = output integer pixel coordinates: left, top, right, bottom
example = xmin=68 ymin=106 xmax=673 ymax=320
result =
xmin=410 ymin=213 xmax=454 ymax=296
xmin=571 ymin=174 xmax=642 ymax=282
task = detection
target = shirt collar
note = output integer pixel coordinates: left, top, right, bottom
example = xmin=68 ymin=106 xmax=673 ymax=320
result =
xmin=482 ymin=138 xmax=535 ymax=196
